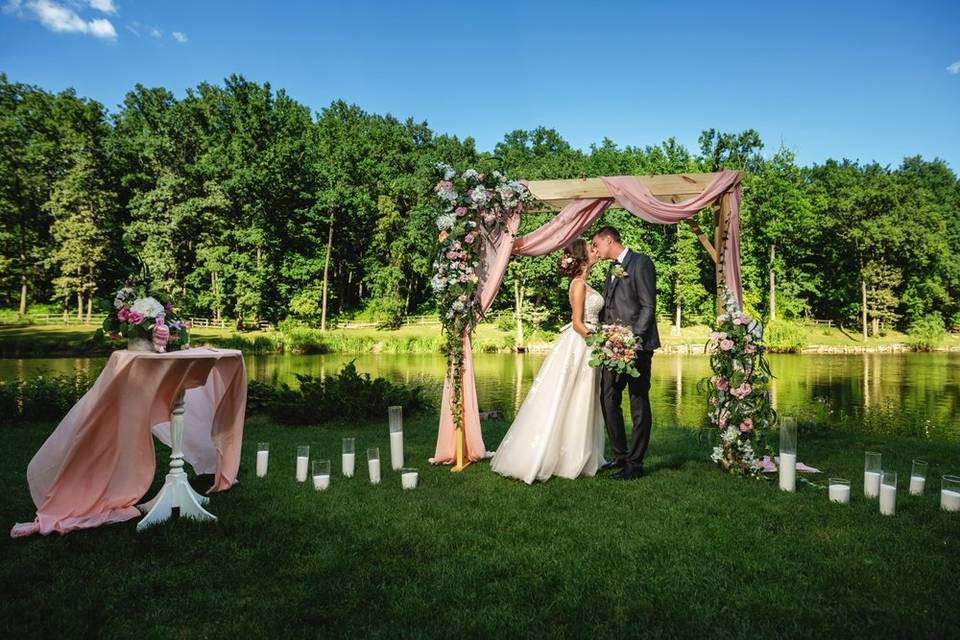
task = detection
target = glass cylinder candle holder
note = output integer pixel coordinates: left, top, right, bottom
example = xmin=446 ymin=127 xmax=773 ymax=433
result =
xmin=778 ymin=416 xmax=797 ymax=492
xmin=367 ymin=447 xmax=381 ymax=485
xmin=388 ymin=406 xmax=404 ymax=471
xmin=880 ymin=471 xmax=897 ymax=516
xmin=942 ymin=475 xmax=960 ymax=512
xmin=256 ymin=442 xmax=269 ymax=478
xmin=909 ymin=459 xmax=928 ymax=496
xmin=828 ymin=478 xmax=851 ymax=504
xmin=296 ymin=445 xmax=310 ymax=482
xmin=401 ymin=468 xmax=419 ymax=490
xmin=864 ymin=451 xmax=882 ymax=499
xmin=312 ymin=459 xmax=331 ymax=491
xmin=342 ymin=437 xmax=356 ymax=478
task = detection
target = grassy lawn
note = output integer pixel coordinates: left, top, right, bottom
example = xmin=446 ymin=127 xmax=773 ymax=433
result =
xmin=2 ymin=414 xmax=958 ymax=638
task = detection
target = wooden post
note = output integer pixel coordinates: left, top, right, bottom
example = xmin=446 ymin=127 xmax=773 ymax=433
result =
xmin=452 ymin=428 xmax=466 ymax=472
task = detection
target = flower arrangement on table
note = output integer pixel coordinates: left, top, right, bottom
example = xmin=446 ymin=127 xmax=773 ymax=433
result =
xmin=700 ymin=288 xmax=775 ymax=477
xmin=430 ymin=162 xmax=533 ymax=429
xmin=586 ymin=324 xmax=641 ymax=378
xmin=102 ymin=283 xmax=190 ymax=353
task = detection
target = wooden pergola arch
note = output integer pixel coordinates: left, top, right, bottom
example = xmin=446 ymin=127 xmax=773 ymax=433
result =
xmin=523 ymin=171 xmax=742 ymax=312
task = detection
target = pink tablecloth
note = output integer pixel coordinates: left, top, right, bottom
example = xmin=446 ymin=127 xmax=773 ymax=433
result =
xmin=11 ymin=348 xmax=247 ymax=537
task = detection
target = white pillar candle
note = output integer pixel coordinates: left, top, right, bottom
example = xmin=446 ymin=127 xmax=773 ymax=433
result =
xmin=390 ymin=431 xmax=404 ymax=471
xmin=829 ymin=483 xmax=850 ymax=504
xmin=256 ymin=450 xmax=269 ymax=477
xmin=879 ymin=483 xmax=896 ymax=516
xmin=778 ymin=453 xmax=796 ymax=492
xmin=342 ymin=452 xmax=355 ymax=477
xmin=864 ymin=471 xmax=881 ymax=499
xmin=909 ymin=475 xmax=926 ymax=496
xmin=942 ymin=489 xmax=960 ymax=512
xmin=312 ymin=474 xmax=330 ymax=491
xmin=401 ymin=470 xmax=418 ymax=490
xmin=296 ymin=455 xmax=309 ymax=482
xmin=368 ymin=458 xmax=381 ymax=484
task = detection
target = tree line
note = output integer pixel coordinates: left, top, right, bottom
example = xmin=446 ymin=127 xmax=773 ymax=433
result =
xmin=2 ymin=73 xmax=958 ymax=336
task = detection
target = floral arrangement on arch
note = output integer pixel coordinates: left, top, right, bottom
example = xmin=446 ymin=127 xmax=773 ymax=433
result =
xmin=699 ymin=288 xmax=775 ymax=477
xmin=430 ymin=162 xmax=533 ymax=429
xmin=102 ymin=281 xmax=190 ymax=352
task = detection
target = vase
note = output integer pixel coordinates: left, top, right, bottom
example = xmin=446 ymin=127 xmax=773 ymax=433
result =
xmin=127 ymin=336 xmax=155 ymax=353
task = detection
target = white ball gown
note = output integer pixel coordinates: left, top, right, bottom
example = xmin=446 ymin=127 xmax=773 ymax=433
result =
xmin=491 ymin=279 xmax=606 ymax=484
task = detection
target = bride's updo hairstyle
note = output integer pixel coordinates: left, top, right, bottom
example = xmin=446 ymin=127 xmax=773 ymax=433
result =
xmin=558 ymin=239 xmax=589 ymax=278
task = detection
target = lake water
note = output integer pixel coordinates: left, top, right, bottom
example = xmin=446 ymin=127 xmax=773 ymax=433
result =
xmin=2 ymin=352 xmax=959 ymax=441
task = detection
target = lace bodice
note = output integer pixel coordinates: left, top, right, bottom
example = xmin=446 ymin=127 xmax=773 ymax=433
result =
xmin=570 ymin=279 xmax=604 ymax=327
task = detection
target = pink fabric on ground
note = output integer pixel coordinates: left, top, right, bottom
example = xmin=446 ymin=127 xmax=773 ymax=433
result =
xmin=759 ymin=456 xmax=821 ymax=474
xmin=11 ymin=348 xmax=246 ymax=537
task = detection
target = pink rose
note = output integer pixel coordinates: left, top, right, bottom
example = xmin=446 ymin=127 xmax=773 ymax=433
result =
xmin=731 ymin=383 xmax=752 ymax=399
xmin=714 ymin=377 xmax=729 ymax=391
xmin=719 ymin=339 xmax=734 ymax=351
xmin=739 ymin=418 xmax=754 ymax=433
xmin=118 ymin=307 xmax=130 ymax=322
xmin=455 ymin=207 xmax=468 ymax=217
xmin=127 ymin=311 xmax=145 ymax=325
xmin=464 ymin=231 xmax=477 ymax=244
xmin=438 ymin=230 xmax=449 ymax=242
xmin=745 ymin=344 xmax=757 ymax=354
xmin=718 ymin=413 xmax=728 ymax=428
xmin=733 ymin=316 xmax=744 ymax=325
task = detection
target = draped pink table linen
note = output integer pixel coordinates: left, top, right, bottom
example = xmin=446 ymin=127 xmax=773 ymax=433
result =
xmin=11 ymin=348 xmax=246 ymax=537
xmin=432 ymin=172 xmax=744 ymax=465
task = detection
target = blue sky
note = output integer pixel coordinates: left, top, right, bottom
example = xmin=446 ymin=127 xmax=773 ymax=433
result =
xmin=2 ymin=0 xmax=959 ymax=170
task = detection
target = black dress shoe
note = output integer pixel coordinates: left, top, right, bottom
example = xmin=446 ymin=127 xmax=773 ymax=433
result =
xmin=611 ymin=466 xmax=644 ymax=481
xmin=600 ymin=459 xmax=626 ymax=472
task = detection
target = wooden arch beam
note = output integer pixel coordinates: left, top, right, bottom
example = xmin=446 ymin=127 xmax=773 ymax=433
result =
xmin=524 ymin=171 xmax=732 ymax=205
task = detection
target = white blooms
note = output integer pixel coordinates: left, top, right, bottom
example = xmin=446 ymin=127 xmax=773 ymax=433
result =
xmin=434 ymin=162 xmax=456 ymax=180
xmin=452 ymin=300 xmax=465 ymax=313
xmin=462 ymin=168 xmax=480 ymax=183
xmin=436 ymin=214 xmax=456 ymax=230
xmin=711 ymin=446 xmax=724 ymax=463
xmin=721 ymin=426 xmax=739 ymax=444
xmin=130 ymin=296 xmax=164 ymax=318
xmin=430 ymin=274 xmax=445 ymax=292
xmin=469 ymin=185 xmax=489 ymax=206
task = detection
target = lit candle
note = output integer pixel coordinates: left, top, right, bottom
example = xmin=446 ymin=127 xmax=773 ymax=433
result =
xmin=367 ymin=448 xmax=381 ymax=485
xmin=864 ymin=451 xmax=881 ymax=499
xmin=296 ymin=445 xmax=310 ymax=483
xmin=313 ymin=474 xmax=330 ymax=490
xmin=778 ymin=453 xmax=796 ymax=492
xmin=388 ymin=406 xmax=404 ymax=471
xmin=879 ymin=471 xmax=897 ymax=516
xmin=401 ymin=468 xmax=418 ymax=490
xmin=342 ymin=437 xmax=355 ymax=477
xmin=829 ymin=478 xmax=850 ymax=504
xmin=942 ymin=475 xmax=960 ymax=512
xmin=312 ymin=460 xmax=331 ymax=491
xmin=909 ymin=475 xmax=926 ymax=496
xmin=256 ymin=442 xmax=269 ymax=477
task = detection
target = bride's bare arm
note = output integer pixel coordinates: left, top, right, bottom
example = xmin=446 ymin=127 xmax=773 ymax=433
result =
xmin=569 ymin=279 xmax=589 ymax=337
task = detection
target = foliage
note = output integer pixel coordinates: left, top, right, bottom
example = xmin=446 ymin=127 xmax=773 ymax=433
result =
xmin=908 ymin=312 xmax=947 ymax=351
xmin=0 ymin=373 xmax=94 ymax=423
xmin=700 ymin=289 xmax=776 ymax=477
xmin=586 ymin=324 xmax=642 ymax=377
xmin=765 ymin=318 xmax=809 ymax=353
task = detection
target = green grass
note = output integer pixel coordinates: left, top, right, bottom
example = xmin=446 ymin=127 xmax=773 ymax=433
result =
xmin=2 ymin=415 xmax=958 ymax=638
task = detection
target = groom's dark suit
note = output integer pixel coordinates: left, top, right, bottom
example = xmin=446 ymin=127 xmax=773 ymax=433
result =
xmin=599 ymin=249 xmax=660 ymax=472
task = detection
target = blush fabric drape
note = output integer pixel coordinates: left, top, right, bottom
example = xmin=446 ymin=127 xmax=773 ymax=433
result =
xmin=431 ymin=171 xmax=742 ymax=465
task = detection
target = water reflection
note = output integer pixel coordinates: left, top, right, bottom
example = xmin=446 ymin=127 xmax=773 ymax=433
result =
xmin=1 ymin=352 xmax=958 ymax=441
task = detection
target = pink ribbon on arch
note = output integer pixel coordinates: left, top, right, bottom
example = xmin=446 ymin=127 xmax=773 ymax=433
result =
xmin=430 ymin=171 xmax=743 ymax=465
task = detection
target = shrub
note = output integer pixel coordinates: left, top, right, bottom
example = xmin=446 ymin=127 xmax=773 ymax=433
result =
xmin=908 ymin=313 xmax=946 ymax=351
xmin=19 ymin=373 xmax=92 ymax=422
xmin=246 ymin=380 xmax=279 ymax=416
xmin=282 ymin=326 xmax=329 ymax=354
xmin=0 ymin=381 xmax=17 ymax=425
xmin=765 ymin=318 xmax=808 ymax=353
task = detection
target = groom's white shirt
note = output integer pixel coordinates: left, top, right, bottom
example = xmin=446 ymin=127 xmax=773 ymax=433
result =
xmin=610 ymin=247 xmax=629 ymax=282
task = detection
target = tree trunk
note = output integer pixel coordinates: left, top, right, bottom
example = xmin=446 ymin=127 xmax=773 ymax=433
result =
xmin=671 ymin=303 xmax=681 ymax=336
xmin=872 ymin=317 xmax=880 ymax=337
xmin=514 ymin=280 xmax=525 ymax=350
xmin=320 ymin=222 xmax=333 ymax=331
xmin=76 ymin=291 xmax=83 ymax=323
xmin=861 ymin=278 xmax=868 ymax=341
xmin=18 ymin=278 xmax=27 ymax=319
xmin=86 ymin=295 xmax=92 ymax=324
xmin=404 ymin=278 xmax=413 ymax=315
xmin=769 ymin=243 xmax=777 ymax=322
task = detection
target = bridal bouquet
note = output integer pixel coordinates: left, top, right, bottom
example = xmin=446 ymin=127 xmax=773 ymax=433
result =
xmin=102 ymin=283 xmax=190 ymax=352
xmin=586 ymin=324 xmax=641 ymax=377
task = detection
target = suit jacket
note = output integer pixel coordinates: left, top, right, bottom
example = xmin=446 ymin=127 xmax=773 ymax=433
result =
xmin=600 ymin=249 xmax=661 ymax=351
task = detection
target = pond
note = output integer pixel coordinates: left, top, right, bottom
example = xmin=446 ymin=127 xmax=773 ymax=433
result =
xmin=2 ymin=352 xmax=959 ymax=441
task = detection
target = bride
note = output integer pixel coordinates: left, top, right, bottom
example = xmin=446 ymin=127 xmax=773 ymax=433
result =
xmin=491 ymin=239 xmax=606 ymax=484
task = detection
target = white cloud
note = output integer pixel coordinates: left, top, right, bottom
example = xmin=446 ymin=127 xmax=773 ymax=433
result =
xmin=171 ymin=30 xmax=187 ymax=43
xmin=88 ymin=0 xmax=115 ymax=14
xmin=149 ymin=26 xmax=161 ymax=38
xmin=948 ymin=60 xmax=960 ymax=75
xmin=124 ymin=22 xmax=138 ymax=37
xmin=7 ymin=0 xmax=117 ymax=40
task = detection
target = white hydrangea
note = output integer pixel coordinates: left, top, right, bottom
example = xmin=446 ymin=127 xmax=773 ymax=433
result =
xmin=436 ymin=214 xmax=456 ymax=230
xmin=430 ymin=274 xmax=445 ymax=292
xmin=721 ymin=426 xmax=739 ymax=444
xmin=469 ymin=186 xmax=489 ymax=206
xmin=130 ymin=296 xmax=164 ymax=318
xmin=462 ymin=168 xmax=480 ymax=182
xmin=434 ymin=162 xmax=456 ymax=180
xmin=452 ymin=300 xmax=465 ymax=313
xmin=710 ymin=446 xmax=724 ymax=463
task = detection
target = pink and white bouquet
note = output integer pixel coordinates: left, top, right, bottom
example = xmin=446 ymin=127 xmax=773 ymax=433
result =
xmin=102 ymin=282 xmax=190 ymax=352
xmin=586 ymin=324 xmax=641 ymax=378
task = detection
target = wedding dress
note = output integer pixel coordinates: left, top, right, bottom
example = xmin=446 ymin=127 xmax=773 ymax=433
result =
xmin=491 ymin=279 xmax=605 ymax=484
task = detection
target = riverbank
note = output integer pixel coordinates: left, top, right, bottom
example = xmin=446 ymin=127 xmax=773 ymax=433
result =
xmin=2 ymin=414 xmax=958 ymax=637
xmin=2 ymin=321 xmax=957 ymax=358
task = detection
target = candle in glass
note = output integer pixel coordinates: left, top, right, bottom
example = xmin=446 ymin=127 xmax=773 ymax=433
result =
xmin=367 ymin=447 xmax=381 ymax=485
xmin=909 ymin=459 xmax=928 ymax=496
xmin=256 ymin=442 xmax=269 ymax=477
xmin=342 ymin=437 xmax=356 ymax=478
xmin=879 ymin=471 xmax=897 ymax=516
xmin=778 ymin=416 xmax=797 ymax=492
xmin=312 ymin=459 xmax=331 ymax=491
xmin=296 ymin=445 xmax=310 ymax=483
xmin=942 ymin=475 xmax=960 ymax=512
xmin=389 ymin=406 xmax=404 ymax=471
xmin=401 ymin=468 xmax=418 ymax=490
xmin=864 ymin=451 xmax=882 ymax=499
xmin=828 ymin=478 xmax=850 ymax=504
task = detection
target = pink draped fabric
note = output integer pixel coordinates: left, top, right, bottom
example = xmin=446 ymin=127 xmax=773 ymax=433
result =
xmin=432 ymin=172 xmax=743 ymax=465
xmin=11 ymin=348 xmax=246 ymax=537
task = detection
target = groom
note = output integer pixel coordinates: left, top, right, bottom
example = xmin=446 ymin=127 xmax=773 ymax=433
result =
xmin=591 ymin=226 xmax=660 ymax=480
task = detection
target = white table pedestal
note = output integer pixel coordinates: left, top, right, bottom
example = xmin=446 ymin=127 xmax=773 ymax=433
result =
xmin=136 ymin=389 xmax=217 ymax=532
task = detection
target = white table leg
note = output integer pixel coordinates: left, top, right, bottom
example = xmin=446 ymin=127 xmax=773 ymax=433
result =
xmin=137 ymin=389 xmax=217 ymax=532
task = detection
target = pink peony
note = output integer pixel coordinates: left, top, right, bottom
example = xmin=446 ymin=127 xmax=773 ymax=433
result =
xmin=118 ymin=307 xmax=130 ymax=322
xmin=739 ymin=418 xmax=754 ymax=433
xmin=719 ymin=339 xmax=734 ymax=351
xmin=127 ymin=311 xmax=145 ymax=325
